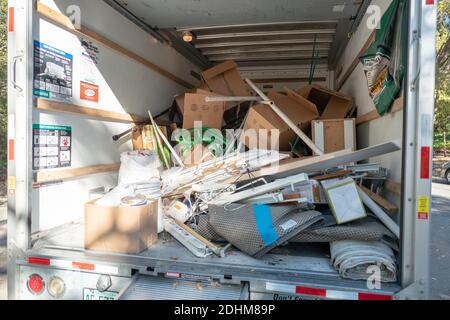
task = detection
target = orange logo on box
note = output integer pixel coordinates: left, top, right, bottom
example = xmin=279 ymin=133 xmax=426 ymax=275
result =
xmin=80 ymin=82 xmax=99 ymax=102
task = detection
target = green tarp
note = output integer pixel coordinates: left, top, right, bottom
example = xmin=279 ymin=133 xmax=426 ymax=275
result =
xmin=360 ymin=0 xmax=408 ymax=116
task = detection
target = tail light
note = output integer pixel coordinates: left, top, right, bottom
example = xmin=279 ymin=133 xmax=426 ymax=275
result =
xmin=27 ymin=274 xmax=45 ymax=295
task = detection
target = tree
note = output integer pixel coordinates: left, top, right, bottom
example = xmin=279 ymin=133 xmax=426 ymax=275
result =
xmin=0 ymin=0 xmax=7 ymax=179
xmin=435 ymin=1 xmax=450 ymax=156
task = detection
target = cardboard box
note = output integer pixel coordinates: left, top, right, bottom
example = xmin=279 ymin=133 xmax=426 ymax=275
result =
xmin=85 ymin=199 xmax=158 ymax=254
xmin=296 ymin=85 xmax=353 ymax=119
xmin=201 ymin=60 xmax=251 ymax=109
xmin=241 ymin=90 xmax=319 ymax=151
xmin=182 ymin=92 xmax=225 ymax=129
xmin=132 ymin=125 xmax=168 ymax=151
xmin=312 ymin=119 xmax=356 ymax=155
xmin=175 ymin=88 xmax=212 ymax=115
xmin=174 ymin=89 xmax=225 ymax=129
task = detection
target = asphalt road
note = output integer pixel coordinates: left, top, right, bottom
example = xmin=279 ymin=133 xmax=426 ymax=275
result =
xmin=0 ymin=182 xmax=449 ymax=300
xmin=0 ymin=196 xmax=6 ymax=300
xmin=430 ymin=180 xmax=450 ymax=299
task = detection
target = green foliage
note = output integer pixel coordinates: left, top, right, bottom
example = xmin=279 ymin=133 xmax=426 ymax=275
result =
xmin=435 ymin=1 xmax=450 ymax=154
xmin=0 ymin=0 xmax=7 ymax=178
xmin=434 ymin=132 xmax=450 ymax=150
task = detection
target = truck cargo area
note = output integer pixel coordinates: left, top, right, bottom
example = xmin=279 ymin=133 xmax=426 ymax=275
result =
xmin=30 ymin=222 xmax=401 ymax=296
xmin=7 ymin=0 xmax=436 ymax=300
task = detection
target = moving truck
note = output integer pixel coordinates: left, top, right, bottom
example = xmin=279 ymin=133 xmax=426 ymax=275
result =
xmin=6 ymin=0 xmax=436 ymax=300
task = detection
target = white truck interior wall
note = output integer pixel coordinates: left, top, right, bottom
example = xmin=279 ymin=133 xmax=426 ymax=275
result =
xmin=239 ymin=65 xmax=331 ymax=92
xmin=336 ymin=0 xmax=403 ymax=201
xmin=32 ymin=0 xmax=200 ymax=232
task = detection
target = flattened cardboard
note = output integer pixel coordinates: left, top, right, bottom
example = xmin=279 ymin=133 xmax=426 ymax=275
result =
xmin=201 ymin=60 xmax=251 ymax=109
xmin=182 ymin=92 xmax=225 ymax=129
xmin=242 ymin=104 xmax=284 ymax=150
xmin=269 ymin=90 xmax=320 ymax=130
xmin=296 ymin=85 xmax=353 ymax=119
xmin=85 ymin=200 xmax=158 ymax=254
xmin=241 ymin=91 xmax=320 ymax=151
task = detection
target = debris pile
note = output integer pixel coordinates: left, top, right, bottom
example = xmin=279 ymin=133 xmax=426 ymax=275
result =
xmin=91 ymin=60 xmax=403 ymax=283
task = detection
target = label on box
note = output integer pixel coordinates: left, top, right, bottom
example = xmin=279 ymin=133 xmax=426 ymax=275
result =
xmin=33 ymin=124 xmax=72 ymax=170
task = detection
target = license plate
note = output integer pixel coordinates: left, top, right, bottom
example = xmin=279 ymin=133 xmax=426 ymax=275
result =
xmin=83 ymin=288 xmax=118 ymax=300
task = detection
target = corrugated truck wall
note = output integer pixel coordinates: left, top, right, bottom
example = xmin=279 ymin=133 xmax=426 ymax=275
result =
xmin=335 ymin=0 xmax=403 ymax=207
xmin=32 ymin=0 xmax=201 ymax=231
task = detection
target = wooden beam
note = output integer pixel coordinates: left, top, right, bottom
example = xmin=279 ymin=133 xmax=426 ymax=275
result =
xmin=36 ymin=98 xmax=146 ymax=123
xmin=356 ymin=110 xmax=379 ymax=126
xmin=251 ymin=77 xmax=327 ymax=84
xmin=356 ymin=96 xmax=404 ymax=126
xmin=36 ymin=1 xmax=194 ymax=89
xmin=390 ymin=96 xmax=404 ymax=113
xmin=385 ymin=179 xmax=401 ymax=196
xmin=312 ymin=170 xmax=353 ymax=181
xmin=35 ymin=164 xmax=120 ymax=183
xmin=336 ymin=30 xmax=376 ymax=91
xmin=360 ymin=185 xmax=398 ymax=214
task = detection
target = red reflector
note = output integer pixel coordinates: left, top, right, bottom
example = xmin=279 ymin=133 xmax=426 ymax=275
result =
xmin=27 ymin=274 xmax=45 ymax=294
xmin=296 ymin=286 xmax=327 ymax=297
xmin=425 ymin=0 xmax=434 ymax=5
xmin=8 ymin=7 xmax=14 ymax=32
xmin=72 ymin=261 xmax=95 ymax=271
xmin=358 ymin=293 xmax=392 ymax=300
xmin=420 ymin=146 xmax=430 ymax=179
xmin=28 ymin=257 xmax=51 ymax=266
xmin=8 ymin=139 xmax=15 ymax=161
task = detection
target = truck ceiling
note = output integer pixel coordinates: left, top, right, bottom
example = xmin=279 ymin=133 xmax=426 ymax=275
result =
xmin=104 ymin=0 xmax=371 ymax=69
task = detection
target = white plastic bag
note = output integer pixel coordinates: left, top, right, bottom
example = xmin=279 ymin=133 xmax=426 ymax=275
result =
xmin=118 ymin=150 xmax=161 ymax=186
xmin=95 ymin=185 xmax=134 ymax=206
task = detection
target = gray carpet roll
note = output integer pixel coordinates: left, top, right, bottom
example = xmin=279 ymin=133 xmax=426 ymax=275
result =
xmin=208 ymin=204 xmax=323 ymax=258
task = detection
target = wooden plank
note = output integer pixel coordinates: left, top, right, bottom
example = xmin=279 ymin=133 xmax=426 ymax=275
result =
xmin=385 ymin=179 xmax=401 ymax=195
xmin=35 ymin=164 xmax=120 ymax=183
xmin=356 ymin=110 xmax=379 ymax=126
xmin=336 ymin=30 xmax=376 ymax=91
xmin=312 ymin=170 xmax=353 ymax=181
xmin=251 ymin=77 xmax=327 ymax=83
xmin=36 ymin=1 xmax=194 ymax=89
xmin=356 ymin=96 xmax=404 ymax=126
xmin=390 ymin=96 xmax=404 ymax=113
xmin=360 ymin=185 xmax=398 ymax=214
xmin=36 ymin=98 xmax=146 ymax=123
